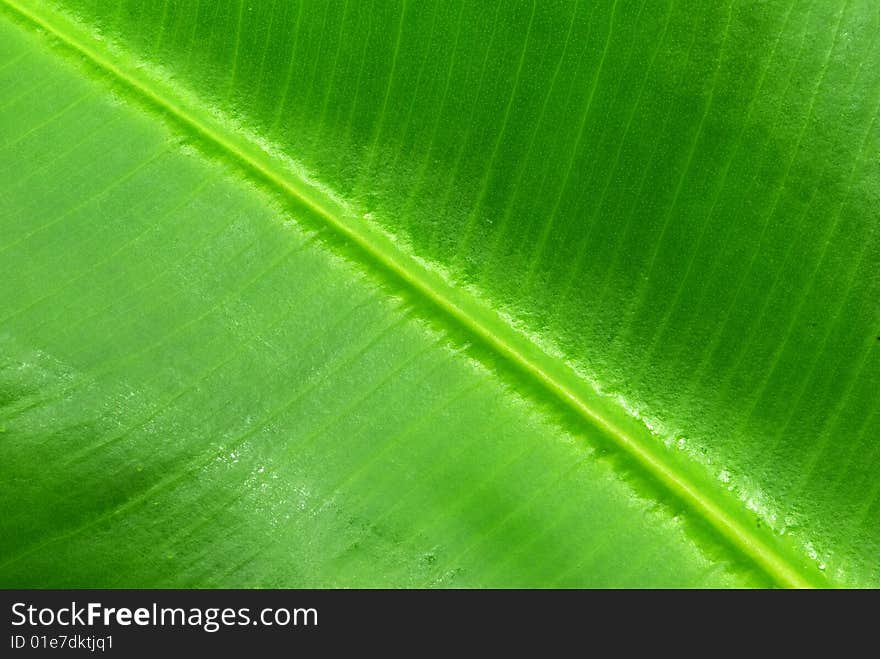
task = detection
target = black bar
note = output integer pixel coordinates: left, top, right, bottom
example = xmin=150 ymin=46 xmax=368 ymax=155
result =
xmin=0 ymin=588 xmax=853 ymax=653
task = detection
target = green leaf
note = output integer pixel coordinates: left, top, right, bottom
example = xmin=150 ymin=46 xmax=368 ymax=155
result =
xmin=0 ymin=0 xmax=877 ymax=588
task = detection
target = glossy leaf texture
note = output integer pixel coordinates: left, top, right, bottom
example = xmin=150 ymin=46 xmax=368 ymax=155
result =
xmin=0 ymin=0 xmax=877 ymax=587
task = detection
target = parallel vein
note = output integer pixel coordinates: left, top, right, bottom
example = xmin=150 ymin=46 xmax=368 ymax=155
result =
xmin=0 ymin=0 xmax=828 ymax=588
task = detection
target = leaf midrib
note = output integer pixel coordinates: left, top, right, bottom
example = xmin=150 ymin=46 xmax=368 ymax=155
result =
xmin=0 ymin=0 xmax=824 ymax=588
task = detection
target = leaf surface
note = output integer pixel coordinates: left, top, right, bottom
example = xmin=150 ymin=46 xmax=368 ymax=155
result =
xmin=1 ymin=0 xmax=877 ymax=587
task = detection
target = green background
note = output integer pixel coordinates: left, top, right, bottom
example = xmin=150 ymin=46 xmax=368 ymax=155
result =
xmin=1 ymin=0 xmax=877 ymax=587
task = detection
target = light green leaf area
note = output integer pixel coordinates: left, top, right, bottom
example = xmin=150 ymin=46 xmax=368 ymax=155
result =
xmin=1 ymin=0 xmax=877 ymax=588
